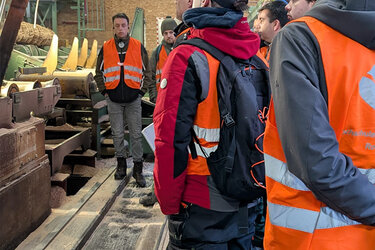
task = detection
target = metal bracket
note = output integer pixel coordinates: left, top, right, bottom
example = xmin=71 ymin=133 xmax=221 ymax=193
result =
xmin=12 ymin=85 xmax=61 ymax=122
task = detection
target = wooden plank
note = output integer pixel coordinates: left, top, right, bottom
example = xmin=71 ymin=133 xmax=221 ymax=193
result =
xmin=156 ymin=220 xmax=169 ymax=250
xmin=81 ymin=163 xmax=164 ymax=250
xmin=45 ymin=170 xmax=131 ymax=249
xmin=135 ymin=223 xmax=165 ymax=250
xmin=64 ymin=149 xmax=97 ymax=168
xmin=16 ymin=166 xmax=117 ymax=250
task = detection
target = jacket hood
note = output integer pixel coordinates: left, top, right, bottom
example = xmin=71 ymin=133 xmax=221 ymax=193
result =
xmin=183 ymin=8 xmax=260 ymax=59
xmin=307 ymin=0 xmax=375 ymax=49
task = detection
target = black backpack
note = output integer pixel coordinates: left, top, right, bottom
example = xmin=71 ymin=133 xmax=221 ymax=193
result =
xmin=181 ymin=38 xmax=270 ymax=203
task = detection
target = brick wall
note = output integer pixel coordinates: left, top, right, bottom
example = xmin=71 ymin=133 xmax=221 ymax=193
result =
xmin=57 ymin=0 xmax=175 ymax=54
xmin=57 ymin=0 xmax=259 ymax=54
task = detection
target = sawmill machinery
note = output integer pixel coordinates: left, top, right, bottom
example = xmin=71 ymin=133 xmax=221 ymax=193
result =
xmin=0 ymin=1 xmax=154 ymax=249
xmin=3 ymin=4 xmax=152 ymax=159
xmin=0 ymin=1 xmax=53 ymax=249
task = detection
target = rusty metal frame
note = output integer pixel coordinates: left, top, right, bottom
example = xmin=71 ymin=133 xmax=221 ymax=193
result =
xmin=45 ymin=127 xmax=90 ymax=174
xmin=0 ymin=0 xmax=30 ymax=83
xmin=0 ymin=97 xmax=12 ymax=128
xmin=12 ymin=85 xmax=61 ymax=122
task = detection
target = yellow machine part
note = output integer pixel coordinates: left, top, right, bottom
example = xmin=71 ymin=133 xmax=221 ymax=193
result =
xmin=61 ymin=37 xmax=79 ymax=71
xmin=16 ymin=71 xmax=94 ymax=98
xmin=85 ymin=40 xmax=98 ymax=69
xmin=42 ymin=34 xmax=59 ymax=74
xmin=40 ymin=78 xmax=60 ymax=88
xmin=4 ymin=80 xmax=42 ymax=92
xmin=77 ymin=38 xmax=88 ymax=67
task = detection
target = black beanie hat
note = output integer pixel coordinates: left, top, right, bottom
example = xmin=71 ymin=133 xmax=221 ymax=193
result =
xmin=161 ymin=16 xmax=177 ymax=34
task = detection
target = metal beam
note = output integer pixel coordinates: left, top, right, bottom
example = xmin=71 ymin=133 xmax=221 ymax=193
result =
xmin=0 ymin=0 xmax=30 ymax=84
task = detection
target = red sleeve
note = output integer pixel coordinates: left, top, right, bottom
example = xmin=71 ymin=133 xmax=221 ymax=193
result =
xmin=153 ymin=45 xmax=203 ymax=215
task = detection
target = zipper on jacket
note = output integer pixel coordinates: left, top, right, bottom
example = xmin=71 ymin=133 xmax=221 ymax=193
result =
xmin=120 ymin=45 xmax=125 ymax=102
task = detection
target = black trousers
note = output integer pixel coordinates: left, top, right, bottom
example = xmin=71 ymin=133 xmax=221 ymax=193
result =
xmin=167 ymin=204 xmax=257 ymax=250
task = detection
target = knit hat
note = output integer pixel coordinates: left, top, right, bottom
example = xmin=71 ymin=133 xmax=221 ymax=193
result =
xmin=161 ymin=16 xmax=177 ymax=34
xmin=212 ymin=0 xmax=248 ymax=9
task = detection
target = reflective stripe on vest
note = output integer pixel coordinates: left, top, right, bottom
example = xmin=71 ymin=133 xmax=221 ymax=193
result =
xmin=267 ymin=202 xmax=360 ymax=234
xmin=186 ymin=51 xmax=221 ymax=176
xmin=263 ymin=16 xmax=375 ymax=249
xmin=265 ymin=154 xmax=375 ymax=191
xmin=156 ymin=45 xmax=168 ymax=91
xmin=103 ymin=37 xmax=143 ymax=90
xmin=266 ymin=153 xmax=375 ymax=232
xmin=104 ymin=66 xmax=120 ymax=74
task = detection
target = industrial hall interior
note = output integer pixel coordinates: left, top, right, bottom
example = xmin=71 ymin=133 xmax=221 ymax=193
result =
xmin=1 ymin=0 xmax=375 ymax=249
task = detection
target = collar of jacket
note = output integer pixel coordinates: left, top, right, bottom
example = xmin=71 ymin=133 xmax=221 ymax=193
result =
xmin=306 ymin=0 xmax=375 ymax=49
xmin=114 ymin=35 xmax=130 ymax=51
xmin=182 ymin=7 xmax=243 ymax=29
xmin=161 ymin=40 xmax=173 ymax=52
xmin=174 ymin=22 xmax=189 ymax=37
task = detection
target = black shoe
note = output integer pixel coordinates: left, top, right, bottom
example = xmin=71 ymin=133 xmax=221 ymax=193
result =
xmin=133 ymin=161 xmax=146 ymax=187
xmin=139 ymin=192 xmax=157 ymax=207
xmin=114 ymin=157 xmax=127 ymax=180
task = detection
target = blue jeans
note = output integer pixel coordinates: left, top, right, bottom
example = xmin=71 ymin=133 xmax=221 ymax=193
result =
xmin=167 ymin=204 xmax=257 ymax=250
xmin=105 ymin=96 xmax=143 ymax=161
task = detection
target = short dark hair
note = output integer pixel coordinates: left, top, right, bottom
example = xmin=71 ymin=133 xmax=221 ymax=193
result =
xmin=259 ymin=1 xmax=288 ymax=28
xmin=112 ymin=13 xmax=129 ymax=25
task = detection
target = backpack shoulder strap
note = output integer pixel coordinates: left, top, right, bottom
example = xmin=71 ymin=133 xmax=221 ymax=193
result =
xmin=250 ymin=54 xmax=271 ymax=108
xmin=182 ymin=38 xmax=236 ymax=159
xmin=251 ymin=53 xmax=269 ymax=71
xmin=181 ymin=38 xmax=236 ymax=128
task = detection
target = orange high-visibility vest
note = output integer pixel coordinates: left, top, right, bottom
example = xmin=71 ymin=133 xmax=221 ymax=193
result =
xmin=263 ymin=17 xmax=375 ymax=249
xmin=155 ymin=45 xmax=168 ymax=91
xmin=103 ymin=37 xmax=143 ymax=90
xmin=259 ymin=45 xmax=270 ymax=62
xmin=187 ymin=51 xmax=220 ymax=176
xmin=256 ymin=50 xmax=269 ymax=68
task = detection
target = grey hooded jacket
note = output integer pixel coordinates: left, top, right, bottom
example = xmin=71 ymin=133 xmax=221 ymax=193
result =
xmin=269 ymin=0 xmax=375 ymax=226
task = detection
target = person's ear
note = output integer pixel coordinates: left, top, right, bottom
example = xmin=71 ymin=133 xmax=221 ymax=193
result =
xmin=202 ymin=0 xmax=210 ymax=7
xmin=273 ymin=19 xmax=281 ymax=31
xmin=188 ymin=0 xmax=194 ymax=8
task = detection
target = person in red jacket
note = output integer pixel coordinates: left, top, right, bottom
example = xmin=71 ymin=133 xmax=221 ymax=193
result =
xmin=153 ymin=0 xmax=265 ymax=248
xmin=139 ymin=1 xmax=193 ymax=209
xmin=264 ymin=0 xmax=375 ymax=248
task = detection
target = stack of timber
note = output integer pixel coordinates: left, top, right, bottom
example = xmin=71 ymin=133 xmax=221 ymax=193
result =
xmin=16 ymin=21 xmax=54 ymax=47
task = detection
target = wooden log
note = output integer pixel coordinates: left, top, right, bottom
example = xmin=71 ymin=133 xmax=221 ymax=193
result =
xmin=0 ymin=82 xmax=19 ymax=97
